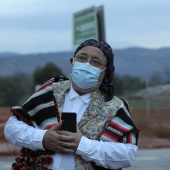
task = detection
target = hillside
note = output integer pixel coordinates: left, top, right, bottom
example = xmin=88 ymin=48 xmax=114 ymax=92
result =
xmin=131 ymin=84 xmax=170 ymax=99
xmin=0 ymin=47 xmax=170 ymax=81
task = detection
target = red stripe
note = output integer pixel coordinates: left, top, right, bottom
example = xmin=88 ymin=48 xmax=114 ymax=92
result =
xmin=110 ymin=120 xmax=129 ymax=132
xmin=44 ymin=123 xmax=56 ymax=130
xmin=33 ymin=84 xmax=52 ymax=94
xmin=102 ymin=131 xmax=119 ymax=142
xmin=127 ymin=133 xmax=133 ymax=143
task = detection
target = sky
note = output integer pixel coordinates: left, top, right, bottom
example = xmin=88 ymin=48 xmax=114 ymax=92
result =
xmin=0 ymin=0 xmax=170 ymax=54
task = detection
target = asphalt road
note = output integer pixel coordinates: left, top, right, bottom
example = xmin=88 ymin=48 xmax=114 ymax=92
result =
xmin=126 ymin=148 xmax=170 ymax=170
xmin=0 ymin=149 xmax=170 ymax=170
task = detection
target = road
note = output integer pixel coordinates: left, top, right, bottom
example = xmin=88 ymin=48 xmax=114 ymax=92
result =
xmin=0 ymin=149 xmax=170 ymax=170
xmin=126 ymin=148 xmax=170 ymax=170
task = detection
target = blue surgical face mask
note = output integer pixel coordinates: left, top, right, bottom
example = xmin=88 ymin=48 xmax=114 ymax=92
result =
xmin=71 ymin=61 xmax=106 ymax=89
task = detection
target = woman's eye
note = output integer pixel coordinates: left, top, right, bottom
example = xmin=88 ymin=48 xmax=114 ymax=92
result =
xmin=79 ymin=56 xmax=86 ymax=60
xmin=91 ymin=59 xmax=101 ymax=66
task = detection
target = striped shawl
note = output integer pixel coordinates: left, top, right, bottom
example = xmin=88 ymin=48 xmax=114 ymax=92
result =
xmin=11 ymin=77 xmax=139 ymax=170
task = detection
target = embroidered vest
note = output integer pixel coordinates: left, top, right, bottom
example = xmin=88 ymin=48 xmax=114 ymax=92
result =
xmin=52 ymin=80 xmax=123 ymax=170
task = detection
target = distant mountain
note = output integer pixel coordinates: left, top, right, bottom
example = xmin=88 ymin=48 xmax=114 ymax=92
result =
xmin=0 ymin=47 xmax=170 ymax=81
xmin=114 ymin=47 xmax=170 ymax=81
xmin=0 ymin=52 xmax=20 ymax=57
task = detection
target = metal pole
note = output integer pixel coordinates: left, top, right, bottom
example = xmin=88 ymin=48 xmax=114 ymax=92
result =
xmin=146 ymin=79 xmax=150 ymax=122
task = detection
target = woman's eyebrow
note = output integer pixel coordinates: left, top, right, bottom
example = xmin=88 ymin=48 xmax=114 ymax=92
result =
xmin=76 ymin=53 xmax=102 ymax=61
xmin=76 ymin=52 xmax=87 ymax=56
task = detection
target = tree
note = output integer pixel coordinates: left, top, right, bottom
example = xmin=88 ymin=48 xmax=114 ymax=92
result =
xmin=120 ymin=75 xmax=145 ymax=94
xmin=0 ymin=74 xmax=33 ymax=106
xmin=165 ymin=67 xmax=170 ymax=83
xmin=33 ymin=63 xmax=66 ymax=85
xmin=112 ymin=75 xmax=124 ymax=95
xmin=149 ymin=72 xmax=163 ymax=86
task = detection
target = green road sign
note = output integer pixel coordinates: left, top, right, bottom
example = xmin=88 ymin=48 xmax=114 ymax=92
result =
xmin=73 ymin=6 xmax=98 ymax=48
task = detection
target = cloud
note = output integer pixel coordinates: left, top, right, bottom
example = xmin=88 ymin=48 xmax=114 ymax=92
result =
xmin=0 ymin=28 xmax=72 ymax=53
xmin=0 ymin=0 xmax=170 ymax=53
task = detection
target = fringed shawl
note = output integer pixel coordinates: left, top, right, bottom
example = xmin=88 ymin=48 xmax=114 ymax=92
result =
xmin=11 ymin=77 xmax=139 ymax=170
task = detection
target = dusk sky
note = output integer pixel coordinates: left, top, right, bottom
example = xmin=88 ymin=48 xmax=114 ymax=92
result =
xmin=0 ymin=0 xmax=170 ymax=54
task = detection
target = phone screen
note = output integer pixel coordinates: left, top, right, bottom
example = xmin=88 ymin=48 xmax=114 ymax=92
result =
xmin=61 ymin=112 xmax=77 ymax=133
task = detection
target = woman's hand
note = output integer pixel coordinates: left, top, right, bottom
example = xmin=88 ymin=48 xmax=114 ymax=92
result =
xmin=57 ymin=125 xmax=83 ymax=152
xmin=42 ymin=121 xmax=77 ymax=153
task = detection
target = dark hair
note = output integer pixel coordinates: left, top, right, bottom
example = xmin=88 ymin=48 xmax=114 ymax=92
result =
xmin=74 ymin=39 xmax=115 ymax=102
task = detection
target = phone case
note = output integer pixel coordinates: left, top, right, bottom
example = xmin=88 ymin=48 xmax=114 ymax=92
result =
xmin=61 ymin=112 xmax=77 ymax=133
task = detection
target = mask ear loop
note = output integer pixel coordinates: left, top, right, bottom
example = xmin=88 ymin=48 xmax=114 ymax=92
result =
xmin=101 ymin=67 xmax=107 ymax=73
xmin=97 ymin=67 xmax=107 ymax=85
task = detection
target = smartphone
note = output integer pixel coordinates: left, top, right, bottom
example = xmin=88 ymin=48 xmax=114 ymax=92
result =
xmin=61 ymin=112 xmax=77 ymax=133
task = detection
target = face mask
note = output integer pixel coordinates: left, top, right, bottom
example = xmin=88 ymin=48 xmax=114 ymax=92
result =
xmin=71 ymin=61 xmax=106 ymax=89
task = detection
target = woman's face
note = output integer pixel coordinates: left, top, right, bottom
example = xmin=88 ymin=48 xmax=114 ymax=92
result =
xmin=70 ymin=46 xmax=107 ymax=95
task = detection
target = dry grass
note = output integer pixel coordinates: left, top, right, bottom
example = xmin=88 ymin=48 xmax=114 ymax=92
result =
xmin=130 ymin=104 xmax=170 ymax=148
xmin=0 ymin=125 xmax=7 ymax=143
xmin=0 ymin=105 xmax=170 ymax=151
xmin=0 ymin=107 xmax=12 ymax=123
xmin=131 ymin=108 xmax=170 ymax=137
xmin=0 ymin=107 xmax=12 ymax=143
